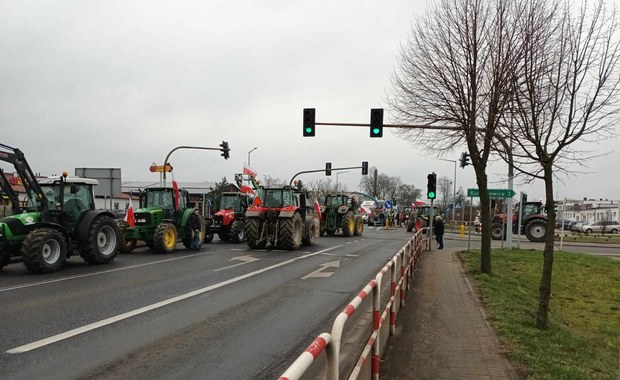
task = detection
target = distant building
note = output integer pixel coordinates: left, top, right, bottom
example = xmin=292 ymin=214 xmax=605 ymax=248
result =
xmin=558 ymin=199 xmax=619 ymax=223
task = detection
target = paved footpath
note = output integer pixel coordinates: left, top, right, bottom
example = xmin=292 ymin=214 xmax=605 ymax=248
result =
xmin=380 ymin=248 xmax=521 ymax=380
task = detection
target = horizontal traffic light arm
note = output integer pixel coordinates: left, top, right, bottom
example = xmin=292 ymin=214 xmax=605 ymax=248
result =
xmin=162 ymin=144 xmax=231 ymax=184
xmin=289 ymin=165 xmax=364 ymax=185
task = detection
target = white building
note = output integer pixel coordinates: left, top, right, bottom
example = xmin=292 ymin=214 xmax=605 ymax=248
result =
xmin=558 ymin=199 xmax=620 ymax=223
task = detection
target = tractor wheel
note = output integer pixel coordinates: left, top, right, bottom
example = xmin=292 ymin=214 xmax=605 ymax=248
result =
xmin=154 ymin=222 xmax=178 ymax=253
xmin=406 ymin=220 xmax=414 ymax=232
xmin=302 ymin=219 xmax=317 ymax=246
xmin=278 ymin=212 xmax=302 ymax=250
xmin=245 ymin=217 xmax=265 ymax=249
xmin=490 ymin=222 xmax=505 ymax=240
xmin=21 ymin=228 xmax=67 ymax=274
xmin=354 ymin=216 xmax=364 ymax=236
xmin=116 ymin=220 xmax=137 ymax=253
xmin=341 ymin=212 xmax=355 ymax=237
xmin=183 ymin=215 xmax=206 ymax=249
xmin=230 ymin=220 xmax=245 ymax=243
xmin=81 ymin=216 xmax=120 ymax=264
xmin=218 ymin=228 xmax=231 ymax=241
xmin=524 ymin=219 xmax=547 ymax=242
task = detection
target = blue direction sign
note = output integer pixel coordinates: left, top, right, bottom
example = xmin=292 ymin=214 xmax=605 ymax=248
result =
xmin=467 ymin=188 xmax=516 ymax=198
xmin=384 ymin=200 xmax=393 ymax=209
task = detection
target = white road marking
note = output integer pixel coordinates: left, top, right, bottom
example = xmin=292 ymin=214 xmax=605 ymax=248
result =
xmin=301 ymin=259 xmax=341 ymax=280
xmin=6 ymin=245 xmax=344 ymax=354
xmin=213 ymin=255 xmax=259 ymax=272
xmin=0 ymin=253 xmax=212 ymax=293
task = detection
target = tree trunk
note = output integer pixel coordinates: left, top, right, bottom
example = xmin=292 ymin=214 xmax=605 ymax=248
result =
xmin=475 ymin=167 xmax=492 ymax=274
xmin=536 ymin=164 xmax=556 ymax=329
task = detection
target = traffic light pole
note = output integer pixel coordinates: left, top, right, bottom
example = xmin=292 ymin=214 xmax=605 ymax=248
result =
xmin=162 ymin=145 xmax=225 ymax=186
xmin=289 ymin=166 xmax=363 ymax=185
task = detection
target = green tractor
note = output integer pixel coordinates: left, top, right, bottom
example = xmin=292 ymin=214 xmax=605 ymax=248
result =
xmin=116 ymin=186 xmax=207 ymax=253
xmin=406 ymin=205 xmax=442 ymax=232
xmin=320 ymin=194 xmax=364 ymax=237
xmin=0 ymin=144 xmax=120 ymax=274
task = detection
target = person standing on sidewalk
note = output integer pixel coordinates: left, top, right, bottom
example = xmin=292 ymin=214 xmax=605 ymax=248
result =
xmin=189 ymin=209 xmax=202 ymax=250
xmin=434 ymin=216 xmax=445 ymax=249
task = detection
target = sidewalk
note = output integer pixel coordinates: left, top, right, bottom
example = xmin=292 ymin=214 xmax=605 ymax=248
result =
xmin=379 ymin=248 xmax=521 ymax=380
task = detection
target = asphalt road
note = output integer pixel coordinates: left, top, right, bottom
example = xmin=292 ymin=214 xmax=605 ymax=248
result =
xmin=0 ymin=226 xmax=412 ymax=380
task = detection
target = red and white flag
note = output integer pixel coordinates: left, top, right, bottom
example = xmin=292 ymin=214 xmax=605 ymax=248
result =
xmin=172 ymin=173 xmax=180 ymax=209
xmin=240 ymin=184 xmax=255 ymax=195
xmin=124 ymin=195 xmax=135 ymax=227
xmin=314 ymin=200 xmax=322 ymax=219
xmin=243 ymin=163 xmax=257 ymax=178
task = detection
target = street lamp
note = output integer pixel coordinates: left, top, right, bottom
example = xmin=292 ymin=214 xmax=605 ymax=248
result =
xmin=439 ymin=159 xmax=457 ymax=224
xmin=335 ymin=171 xmax=350 ymax=188
xmin=248 ymin=147 xmax=258 ymax=166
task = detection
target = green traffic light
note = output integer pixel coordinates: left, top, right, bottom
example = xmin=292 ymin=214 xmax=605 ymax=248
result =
xmin=428 ymin=191 xmax=435 ymax=198
xmin=372 ymin=127 xmax=380 ymax=135
xmin=305 ymin=127 xmax=313 ymax=133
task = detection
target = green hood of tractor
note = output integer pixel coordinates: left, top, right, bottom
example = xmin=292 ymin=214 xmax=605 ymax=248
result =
xmin=0 ymin=212 xmax=41 ymax=239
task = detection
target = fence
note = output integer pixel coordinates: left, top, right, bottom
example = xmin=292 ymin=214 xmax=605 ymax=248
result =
xmin=279 ymin=228 xmax=428 ymax=380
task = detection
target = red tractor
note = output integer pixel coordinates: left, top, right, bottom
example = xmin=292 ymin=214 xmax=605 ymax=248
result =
xmin=491 ymin=201 xmax=547 ymax=242
xmin=207 ymin=192 xmax=252 ymax=243
xmin=244 ymin=186 xmax=319 ymax=250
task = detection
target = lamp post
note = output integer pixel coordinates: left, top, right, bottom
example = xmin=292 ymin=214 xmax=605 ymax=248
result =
xmin=335 ymin=171 xmax=350 ymax=189
xmin=439 ymin=159 xmax=457 ymax=224
xmin=248 ymin=147 xmax=258 ymax=166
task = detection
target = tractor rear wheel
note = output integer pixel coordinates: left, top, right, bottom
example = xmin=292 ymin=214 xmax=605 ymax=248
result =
xmin=279 ymin=212 xmax=302 ymax=250
xmin=21 ymin=228 xmax=67 ymax=273
xmin=245 ymin=217 xmax=265 ymax=249
xmin=354 ymin=216 xmax=364 ymax=236
xmin=341 ymin=212 xmax=355 ymax=237
xmin=525 ymin=219 xmax=546 ymax=242
xmin=81 ymin=216 xmax=119 ymax=264
xmin=116 ymin=220 xmax=137 ymax=253
xmin=302 ymin=219 xmax=317 ymax=246
xmin=154 ymin=222 xmax=178 ymax=253
xmin=491 ymin=222 xmax=505 ymax=240
xmin=230 ymin=220 xmax=245 ymax=243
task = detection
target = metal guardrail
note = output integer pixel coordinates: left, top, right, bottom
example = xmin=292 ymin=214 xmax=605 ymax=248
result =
xmin=279 ymin=228 xmax=428 ymax=380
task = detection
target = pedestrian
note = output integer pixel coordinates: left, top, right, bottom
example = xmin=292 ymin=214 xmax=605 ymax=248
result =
xmin=189 ymin=209 xmax=202 ymax=250
xmin=434 ymin=216 xmax=445 ymax=249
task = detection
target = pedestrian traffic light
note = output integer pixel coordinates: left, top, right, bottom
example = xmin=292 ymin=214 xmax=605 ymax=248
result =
xmin=427 ymin=173 xmax=437 ymax=199
xmin=361 ymin=161 xmax=368 ymax=175
xmin=303 ymin=108 xmax=316 ymax=137
xmin=219 ymin=141 xmax=230 ymax=159
xmin=325 ymin=162 xmax=332 ymax=176
xmin=369 ymin=108 xmax=383 ymax=138
xmin=459 ymin=152 xmax=471 ymax=168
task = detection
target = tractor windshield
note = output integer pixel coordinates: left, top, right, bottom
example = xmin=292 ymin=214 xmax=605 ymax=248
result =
xmin=259 ymin=188 xmax=295 ymax=208
xmin=326 ymin=196 xmax=344 ymax=208
xmin=27 ymin=184 xmax=61 ymax=211
xmin=145 ymin=189 xmax=175 ymax=209
xmin=220 ymin=195 xmax=241 ymax=211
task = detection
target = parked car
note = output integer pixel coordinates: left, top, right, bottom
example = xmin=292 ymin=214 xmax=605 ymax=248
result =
xmin=554 ymin=219 xmax=574 ymax=230
xmin=581 ymin=220 xmax=620 ymax=234
xmin=570 ymin=221 xmax=584 ymax=232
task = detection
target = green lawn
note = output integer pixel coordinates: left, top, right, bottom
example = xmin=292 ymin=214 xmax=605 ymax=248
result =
xmin=554 ymin=233 xmax=620 ymax=244
xmin=459 ymin=249 xmax=620 ymax=379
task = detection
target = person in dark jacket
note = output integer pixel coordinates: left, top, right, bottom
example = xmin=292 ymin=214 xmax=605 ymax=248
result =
xmin=434 ymin=216 xmax=445 ymax=249
xmin=189 ymin=209 xmax=202 ymax=250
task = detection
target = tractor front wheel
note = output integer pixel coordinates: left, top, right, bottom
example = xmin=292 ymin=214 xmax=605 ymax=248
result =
xmin=341 ymin=211 xmax=355 ymax=237
xmin=230 ymin=220 xmax=245 ymax=243
xmin=354 ymin=216 xmax=364 ymax=236
xmin=525 ymin=219 xmax=547 ymax=242
xmin=21 ymin=228 xmax=67 ymax=274
xmin=154 ymin=222 xmax=178 ymax=253
xmin=490 ymin=222 xmax=505 ymax=240
xmin=81 ymin=216 xmax=119 ymax=264
xmin=116 ymin=220 xmax=137 ymax=253
xmin=302 ymin=219 xmax=317 ymax=246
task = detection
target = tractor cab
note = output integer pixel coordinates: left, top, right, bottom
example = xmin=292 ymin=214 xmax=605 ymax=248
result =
xmin=137 ymin=187 xmax=190 ymax=221
xmin=255 ymin=187 xmax=298 ymax=209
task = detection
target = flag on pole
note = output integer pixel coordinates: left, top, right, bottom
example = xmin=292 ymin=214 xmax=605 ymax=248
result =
xmin=124 ymin=195 xmax=135 ymax=227
xmin=172 ymin=173 xmax=180 ymax=209
xmin=314 ymin=200 xmax=322 ymax=220
xmin=240 ymin=184 xmax=255 ymax=194
xmin=243 ymin=163 xmax=257 ymax=178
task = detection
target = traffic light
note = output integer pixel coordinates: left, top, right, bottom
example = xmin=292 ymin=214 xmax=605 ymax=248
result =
xmin=369 ymin=108 xmax=383 ymax=138
xmin=459 ymin=152 xmax=471 ymax=168
xmin=303 ymin=108 xmax=316 ymax=137
xmin=325 ymin=162 xmax=332 ymax=176
xmin=361 ymin=161 xmax=368 ymax=175
xmin=427 ymin=173 xmax=437 ymax=200
xmin=219 ymin=141 xmax=230 ymax=159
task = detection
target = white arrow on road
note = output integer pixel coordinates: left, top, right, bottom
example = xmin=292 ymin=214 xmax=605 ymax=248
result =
xmin=302 ymin=259 xmax=340 ymax=280
xmin=213 ymin=255 xmax=260 ymax=272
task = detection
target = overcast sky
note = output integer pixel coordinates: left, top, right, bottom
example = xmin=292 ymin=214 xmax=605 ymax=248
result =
xmin=1 ymin=0 xmax=619 ymax=203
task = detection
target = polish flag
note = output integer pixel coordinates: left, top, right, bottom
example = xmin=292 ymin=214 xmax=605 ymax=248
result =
xmin=314 ymin=200 xmax=322 ymax=219
xmin=124 ymin=195 xmax=135 ymax=227
xmin=172 ymin=174 xmax=180 ymax=209
xmin=360 ymin=205 xmax=372 ymax=214
xmin=240 ymin=184 xmax=255 ymax=194
xmin=243 ymin=163 xmax=257 ymax=178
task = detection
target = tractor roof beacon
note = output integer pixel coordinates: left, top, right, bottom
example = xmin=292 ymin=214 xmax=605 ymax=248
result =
xmin=0 ymin=143 xmax=120 ymax=274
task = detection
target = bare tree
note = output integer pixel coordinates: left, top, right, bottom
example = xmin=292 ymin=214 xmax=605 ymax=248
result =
xmin=388 ymin=0 xmax=525 ymax=273
xmin=501 ymin=0 xmax=620 ymax=329
xmin=359 ymin=167 xmax=402 ymax=200
xmin=305 ymin=178 xmax=349 ymax=204
xmin=398 ymin=184 xmax=422 ymax=206
xmin=437 ymin=176 xmax=453 ymax=211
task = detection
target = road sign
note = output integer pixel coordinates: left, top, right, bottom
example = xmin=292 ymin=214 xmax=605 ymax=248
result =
xmin=467 ymin=188 xmax=516 ymax=198
xmin=149 ymin=164 xmax=173 ymax=173
xmin=384 ymin=200 xmax=393 ymax=209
